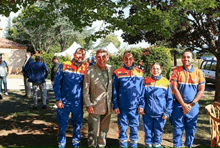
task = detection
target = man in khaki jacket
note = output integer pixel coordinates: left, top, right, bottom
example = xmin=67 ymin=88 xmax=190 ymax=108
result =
xmin=83 ymin=49 xmax=114 ymax=147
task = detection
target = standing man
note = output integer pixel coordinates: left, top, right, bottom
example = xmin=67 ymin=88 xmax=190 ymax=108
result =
xmin=53 ymin=48 xmax=87 ymax=148
xmin=26 ymin=56 xmax=49 ymax=109
xmin=83 ymin=49 xmax=114 ymax=147
xmin=113 ymin=51 xmax=145 ymax=148
xmin=22 ymin=52 xmax=34 ymax=98
xmin=51 ymin=56 xmax=60 ymax=84
xmin=0 ymin=57 xmax=9 ymax=96
xmin=171 ymin=50 xmax=205 ymax=147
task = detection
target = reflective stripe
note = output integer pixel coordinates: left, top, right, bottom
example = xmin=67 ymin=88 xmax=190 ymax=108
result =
xmin=72 ymin=140 xmax=80 ymax=144
xmin=120 ymin=139 xmax=128 ymax=143
xmin=58 ymin=142 xmax=66 ymax=147
xmin=130 ymin=140 xmax=138 ymax=144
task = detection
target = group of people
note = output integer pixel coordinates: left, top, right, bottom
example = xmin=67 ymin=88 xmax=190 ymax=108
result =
xmin=52 ymin=48 xmax=205 ymax=148
xmin=22 ymin=52 xmax=49 ymax=109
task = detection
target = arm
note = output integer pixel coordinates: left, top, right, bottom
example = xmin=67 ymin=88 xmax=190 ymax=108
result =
xmin=113 ymin=73 xmax=120 ymax=114
xmin=163 ymin=84 xmax=173 ymax=118
xmin=83 ymin=67 xmax=94 ymax=113
xmin=172 ymin=80 xmax=190 ymax=114
xmin=189 ymin=84 xmax=205 ymax=108
xmin=6 ymin=65 xmax=9 ymax=76
xmin=53 ymin=64 xmax=63 ymax=102
xmin=189 ymin=71 xmax=205 ymax=107
xmin=138 ymin=76 xmax=145 ymax=115
xmin=44 ymin=64 xmax=49 ymax=78
xmin=171 ymin=69 xmax=190 ymax=114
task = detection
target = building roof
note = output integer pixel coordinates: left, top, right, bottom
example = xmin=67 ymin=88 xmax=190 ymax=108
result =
xmin=0 ymin=37 xmax=27 ymax=49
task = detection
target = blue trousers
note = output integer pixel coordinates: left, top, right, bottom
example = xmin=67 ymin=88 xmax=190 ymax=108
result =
xmin=0 ymin=76 xmax=7 ymax=93
xmin=172 ymin=102 xmax=199 ymax=147
xmin=143 ymin=115 xmax=166 ymax=145
xmin=57 ymin=104 xmax=83 ymax=148
xmin=118 ymin=109 xmax=139 ymax=147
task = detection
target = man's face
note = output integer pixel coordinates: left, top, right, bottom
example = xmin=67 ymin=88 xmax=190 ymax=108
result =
xmin=123 ymin=53 xmax=134 ymax=67
xmin=181 ymin=51 xmax=194 ymax=67
xmin=96 ymin=52 xmax=109 ymax=69
xmin=74 ymin=49 xmax=85 ymax=63
xmin=53 ymin=59 xmax=58 ymax=64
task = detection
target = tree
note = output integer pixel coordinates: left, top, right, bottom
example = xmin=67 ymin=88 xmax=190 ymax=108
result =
xmin=96 ymin=34 xmax=121 ymax=49
xmin=110 ymin=0 xmax=220 ymax=100
xmin=6 ymin=1 xmax=95 ymax=53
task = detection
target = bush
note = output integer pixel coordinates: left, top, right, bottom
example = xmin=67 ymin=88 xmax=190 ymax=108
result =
xmin=141 ymin=46 xmax=172 ymax=79
xmin=41 ymin=52 xmax=70 ymax=79
xmin=108 ymin=46 xmax=172 ymax=79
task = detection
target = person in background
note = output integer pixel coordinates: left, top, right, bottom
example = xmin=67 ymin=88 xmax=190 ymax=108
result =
xmin=137 ymin=60 xmax=145 ymax=72
xmin=113 ymin=51 xmax=145 ymax=147
xmin=51 ymin=56 xmax=60 ymax=108
xmin=0 ymin=57 xmax=9 ymax=96
xmin=26 ymin=56 xmax=49 ymax=110
xmin=143 ymin=62 xmax=173 ymax=148
xmin=53 ymin=48 xmax=87 ymax=148
xmin=171 ymin=50 xmax=205 ymax=147
xmin=89 ymin=57 xmax=96 ymax=66
xmin=22 ymin=52 xmax=34 ymax=98
xmin=83 ymin=49 xmax=114 ymax=147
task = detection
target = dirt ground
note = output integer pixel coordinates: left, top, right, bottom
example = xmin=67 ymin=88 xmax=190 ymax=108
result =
xmin=0 ymin=83 xmax=215 ymax=148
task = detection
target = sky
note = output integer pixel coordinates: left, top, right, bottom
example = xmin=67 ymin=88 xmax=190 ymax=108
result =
xmin=0 ymin=9 xmax=150 ymax=50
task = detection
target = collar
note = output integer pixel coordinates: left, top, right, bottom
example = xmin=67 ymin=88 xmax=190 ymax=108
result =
xmin=72 ymin=59 xmax=82 ymax=67
xmin=151 ymin=74 xmax=162 ymax=80
xmin=183 ymin=65 xmax=194 ymax=72
xmin=123 ymin=64 xmax=134 ymax=70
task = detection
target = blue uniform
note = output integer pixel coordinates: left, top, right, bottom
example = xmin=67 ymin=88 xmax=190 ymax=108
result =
xmin=143 ymin=75 xmax=173 ymax=146
xmin=53 ymin=61 xmax=87 ymax=148
xmin=113 ymin=65 xmax=144 ymax=147
xmin=171 ymin=66 xmax=205 ymax=147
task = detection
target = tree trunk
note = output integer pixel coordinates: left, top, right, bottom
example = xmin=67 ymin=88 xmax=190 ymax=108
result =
xmin=214 ymin=56 xmax=220 ymax=101
xmin=174 ymin=50 xmax=177 ymax=66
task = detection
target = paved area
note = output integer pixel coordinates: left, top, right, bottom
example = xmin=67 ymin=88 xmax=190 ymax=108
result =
xmin=7 ymin=78 xmax=53 ymax=90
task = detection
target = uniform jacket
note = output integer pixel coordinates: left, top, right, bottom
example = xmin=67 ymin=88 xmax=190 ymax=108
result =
xmin=27 ymin=61 xmax=49 ymax=83
xmin=53 ymin=61 xmax=87 ymax=107
xmin=144 ymin=75 xmax=173 ymax=117
xmin=83 ymin=64 xmax=114 ymax=115
xmin=171 ymin=66 xmax=206 ymax=104
xmin=113 ymin=65 xmax=145 ymax=110
xmin=22 ymin=57 xmax=34 ymax=77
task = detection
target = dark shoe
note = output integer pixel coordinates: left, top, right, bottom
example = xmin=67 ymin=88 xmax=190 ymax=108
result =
xmin=32 ymin=106 xmax=38 ymax=110
xmin=0 ymin=94 xmax=2 ymax=100
xmin=42 ymin=105 xmax=48 ymax=109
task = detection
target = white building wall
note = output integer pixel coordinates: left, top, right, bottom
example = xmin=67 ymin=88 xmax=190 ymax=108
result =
xmin=0 ymin=48 xmax=27 ymax=74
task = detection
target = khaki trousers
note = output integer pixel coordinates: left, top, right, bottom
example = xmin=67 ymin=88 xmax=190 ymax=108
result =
xmin=88 ymin=112 xmax=111 ymax=147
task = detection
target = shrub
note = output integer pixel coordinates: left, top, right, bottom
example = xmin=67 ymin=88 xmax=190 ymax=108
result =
xmin=108 ymin=46 xmax=172 ymax=79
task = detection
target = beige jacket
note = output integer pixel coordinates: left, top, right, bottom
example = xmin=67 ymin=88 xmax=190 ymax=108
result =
xmin=83 ymin=64 xmax=114 ymax=115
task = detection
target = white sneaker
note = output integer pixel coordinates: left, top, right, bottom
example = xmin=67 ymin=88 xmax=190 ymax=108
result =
xmin=5 ymin=92 xmax=8 ymax=95
xmin=53 ymin=104 xmax=58 ymax=108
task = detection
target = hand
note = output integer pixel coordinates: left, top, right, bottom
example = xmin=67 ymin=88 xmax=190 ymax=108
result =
xmin=182 ymin=103 xmax=192 ymax=114
xmin=56 ymin=101 xmax=64 ymax=109
xmin=162 ymin=115 xmax=168 ymax=120
xmin=114 ymin=109 xmax=120 ymax=115
xmin=87 ymin=106 xmax=94 ymax=114
xmin=138 ymin=107 xmax=145 ymax=115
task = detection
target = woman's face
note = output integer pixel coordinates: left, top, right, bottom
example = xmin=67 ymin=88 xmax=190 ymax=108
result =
xmin=151 ymin=64 xmax=162 ymax=77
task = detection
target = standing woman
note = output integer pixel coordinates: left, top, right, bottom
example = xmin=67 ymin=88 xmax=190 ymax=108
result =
xmin=143 ymin=62 xmax=173 ymax=147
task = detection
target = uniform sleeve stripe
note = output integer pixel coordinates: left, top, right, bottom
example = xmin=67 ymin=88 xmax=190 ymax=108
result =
xmin=199 ymin=81 xmax=206 ymax=85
